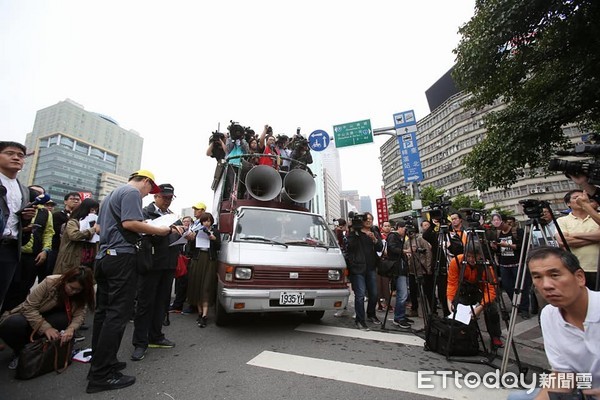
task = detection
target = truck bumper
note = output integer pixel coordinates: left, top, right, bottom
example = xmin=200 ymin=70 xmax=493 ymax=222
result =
xmin=218 ymin=282 xmax=350 ymax=313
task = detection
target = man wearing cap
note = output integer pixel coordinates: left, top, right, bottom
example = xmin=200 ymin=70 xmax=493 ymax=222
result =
xmin=131 ymin=184 xmax=183 ymax=362
xmin=87 ymin=170 xmax=171 ymax=394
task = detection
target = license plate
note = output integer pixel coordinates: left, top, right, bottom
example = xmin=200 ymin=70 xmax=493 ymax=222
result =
xmin=279 ymin=292 xmax=305 ymax=305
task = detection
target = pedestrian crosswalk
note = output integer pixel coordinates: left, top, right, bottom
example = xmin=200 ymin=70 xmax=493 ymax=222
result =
xmin=247 ymin=324 xmax=510 ymax=400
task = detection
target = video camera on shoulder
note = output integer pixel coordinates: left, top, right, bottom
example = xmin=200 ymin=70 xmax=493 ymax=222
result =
xmin=348 ymin=211 xmax=367 ymax=231
xmin=209 ymin=130 xmax=225 ymax=144
xmin=548 ymin=135 xmax=600 ymax=184
xmin=228 ymin=120 xmax=246 ymax=141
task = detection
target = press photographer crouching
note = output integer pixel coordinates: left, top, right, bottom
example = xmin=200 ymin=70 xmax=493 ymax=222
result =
xmin=0 ymin=267 xmax=94 ymax=370
xmin=446 ymin=241 xmax=503 ymax=349
xmin=345 ymin=212 xmax=383 ymax=330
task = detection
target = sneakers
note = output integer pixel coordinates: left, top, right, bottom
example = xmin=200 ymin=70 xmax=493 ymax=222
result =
xmin=8 ymin=356 xmax=18 ymax=370
xmin=148 ymin=338 xmax=175 ymax=348
xmin=197 ymin=316 xmax=207 ymax=328
xmin=392 ymin=319 xmax=411 ymax=329
xmin=404 ymin=317 xmax=415 ymax=324
xmin=355 ymin=321 xmax=370 ymax=331
xmin=168 ymin=306 xmax=182 ymax=314
xmin=491 ymin=337 xmax=504 ymax=348
xmin=131 ymin=347 xmax=147 ymax=361
xmin=181 ymin=306 xmax=196 ymax=315
xmin=86 ymin=373 xmax=136 ymax=394
xmin=367 ymin=316 xmax=382 ymax=325
xmin=334 ymin=309 xmax=347 ymax=317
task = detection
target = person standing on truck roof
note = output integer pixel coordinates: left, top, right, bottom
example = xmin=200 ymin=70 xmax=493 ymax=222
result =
xmin=345 ymin=212 xmax=384 ymax=330
xmin=258 ymin=124 xmax=281 ymax=169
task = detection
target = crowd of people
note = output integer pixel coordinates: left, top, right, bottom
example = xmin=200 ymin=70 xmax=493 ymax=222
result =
xmin=0 ymin=140 xmax=221 ymax=393
xmin=1 ymin=137 xmax=598 ymax=397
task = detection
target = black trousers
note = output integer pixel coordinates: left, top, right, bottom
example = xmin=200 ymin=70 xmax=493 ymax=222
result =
xmin=132 ymin=269 xmax=175 ymax=348
xmin=89 ymin=253 xmax=137 ymax=381
xmin=410 ymin=274 xmax=434 ymax=312
xmin=2 ymin=252 xmax=41 ymax=313
xmin=0 ymin=240 xmax=21 ymax=312
xmin=0 ymin=309 xmax=69 ymax=354
xmin=171 ymin=273 xmax=188 ymax=310
xmin=436 ymin=273 xmax=450 ymax=316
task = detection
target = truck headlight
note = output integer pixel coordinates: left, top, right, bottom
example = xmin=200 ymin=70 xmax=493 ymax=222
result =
xmin=328 ymin=269 xmax=341 ymax=281
xmin=235 ymin=267 xmax=252 ymax=280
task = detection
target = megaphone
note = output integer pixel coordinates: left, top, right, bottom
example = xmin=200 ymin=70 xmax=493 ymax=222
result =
xmin=245 ymin=165 xmax=283 ymax=201
xmin=281 ymin=169 xmax=316 ymax=203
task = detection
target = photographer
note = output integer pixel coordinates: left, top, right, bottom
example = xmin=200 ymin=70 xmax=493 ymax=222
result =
xmin=289 ymin=134 xmax=313 ymax=170
xmin=490 ymin=213 xmax=529 ymax=318
xmin=206 ymin=132 xmax=227 ymax=162
xmin=403 ymin=224 xmax=433 ymax=317
xmin=386 ymin=221 xmax=410 ymax=329
xmin=223 ymin=123 xmax=249 ymax=200
xmin=258 ymin=125 xmax=281 ymax=169
xmin=422 ymin=217 xmax=451 ymax=316
xmin=345 ymin=212 xmax=383 ymax=330
xmin=447 ymin=240 xmax=503 ymax=349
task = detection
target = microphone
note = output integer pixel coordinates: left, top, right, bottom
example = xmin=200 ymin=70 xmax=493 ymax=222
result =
xmin=16 ymin=193 xmax=51 ymax=215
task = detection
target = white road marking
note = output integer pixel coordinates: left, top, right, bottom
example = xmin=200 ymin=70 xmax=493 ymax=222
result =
xmin=248 ymin=351 xmax=509 ymax=400
xmin=295 ymin=323 xmax=426 ymax=347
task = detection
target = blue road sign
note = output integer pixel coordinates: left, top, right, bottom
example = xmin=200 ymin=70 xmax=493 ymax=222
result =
xmin=393 ymin=110 xmax=423 ymax=182
xmin=308 ymin=130 xmax=330 ymax=152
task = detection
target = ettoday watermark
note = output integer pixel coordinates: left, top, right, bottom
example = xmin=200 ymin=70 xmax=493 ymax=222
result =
xmin=417 ymin=370 xmax=593 ymax=394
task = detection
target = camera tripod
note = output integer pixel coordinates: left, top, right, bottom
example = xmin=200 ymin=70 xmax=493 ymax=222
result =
xmin=499 ymin=204 xmax=568 ymax=376
xmin=404 ymin=232 xmax=434 ymax=333
xmin=426 ymin=224 xmax=525 ymax=372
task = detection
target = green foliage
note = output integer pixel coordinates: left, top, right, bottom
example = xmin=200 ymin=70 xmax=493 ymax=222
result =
xmin=419 ymin=186 xmax=447 ymax=208
xmin=451 ymin=193 xmax=486 ymax=211
xmin=391 ymin=192 xmax=413 ymax=213
xmin=453 ymin=0 xmax=600 ymax=190
xmin=489 ymin=203 xmax=515 ymax=218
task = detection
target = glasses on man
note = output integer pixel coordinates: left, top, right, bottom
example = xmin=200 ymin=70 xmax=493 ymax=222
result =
xmin=1 ymin=151 xmax=26 ymax=159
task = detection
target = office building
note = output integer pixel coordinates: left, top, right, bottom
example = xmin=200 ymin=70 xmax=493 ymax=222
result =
xmin=20 ymin=99 xmax=143 ymax=202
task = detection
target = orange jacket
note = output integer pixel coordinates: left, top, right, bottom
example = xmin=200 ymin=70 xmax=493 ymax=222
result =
xmin=447 ymin=254 xmax=497 ymax=305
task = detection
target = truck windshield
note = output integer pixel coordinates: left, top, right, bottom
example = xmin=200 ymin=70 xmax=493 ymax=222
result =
xmin=234 ymin=208 xmax=338 ymax=248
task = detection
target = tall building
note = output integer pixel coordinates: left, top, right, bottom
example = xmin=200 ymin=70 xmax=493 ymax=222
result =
xmin=360 ymin=195 xmax=372 ymax=214
xmin=380 ymin=70 xmax=581 ymax=220
xmin=340 ymin=190 xmax=361 ymax=213
xmin=312 ymin=146 xmax=342 ymax=224
xmin=20 ymin=99 xmax=144 ymax=202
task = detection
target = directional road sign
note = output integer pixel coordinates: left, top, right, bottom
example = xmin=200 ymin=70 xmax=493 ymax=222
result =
xmin=393 ymin=110 xmax=423 ymax=183
xmin=332 ymin=119 xmax=373 ymax=148
xmin=308 ymin=130 xmax=330 ymax=152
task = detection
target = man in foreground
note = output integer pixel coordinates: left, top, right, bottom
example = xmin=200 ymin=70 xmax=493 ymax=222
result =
xmin=87 ymin=170 xmax=171 ymax=394
xmin=508 ymin=246 xmax=599 ymax=399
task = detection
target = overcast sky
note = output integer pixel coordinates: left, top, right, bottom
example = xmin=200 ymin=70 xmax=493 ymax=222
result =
xmin=0 ymin=1 xmax=476 ymax=215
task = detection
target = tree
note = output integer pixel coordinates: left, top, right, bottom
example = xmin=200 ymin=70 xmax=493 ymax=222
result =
xmin=451 ymin=193 xmax=486 ymax=211
xmin=391 ymin=192 xmax=413 ymax=214
xmin=420 ymin=185 xmax=447 ymax=208
xmin=453 ymin=0 xmax=600 ymax=191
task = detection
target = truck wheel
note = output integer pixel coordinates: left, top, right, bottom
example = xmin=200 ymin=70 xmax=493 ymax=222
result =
xmin=305 ymin=310 xmax=325 ymax=322
xmin=215 ymin=301 xmax=231 ymax=326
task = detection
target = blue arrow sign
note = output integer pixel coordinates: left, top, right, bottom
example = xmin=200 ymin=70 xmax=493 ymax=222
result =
xmin=308 ymin=130 xmax=330 ymax=152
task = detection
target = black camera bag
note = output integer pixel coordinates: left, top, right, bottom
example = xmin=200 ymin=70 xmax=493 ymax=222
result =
xmin=425 ymin=314 xmax=479 ymax=357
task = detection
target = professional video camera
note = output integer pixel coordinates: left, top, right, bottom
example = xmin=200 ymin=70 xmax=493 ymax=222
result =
xmin=348 ymin=211 xmax=367 ymax=231
xmin=228 ymin=120 xmax=246 ymax=141
xmin=519 ymin=199 xmax=549 ymax=219
xmin=548 ymin=139 xmax=600 ymax=185
xmin=403 ymin=215 xmax=418 ymax=234
xmin=209 ymin=130 xmax=225 ymax=144
xmin=428 ymin=195 xmax=452 ymax=221
xmin=460 ymin=208 xmax=486 ymax=228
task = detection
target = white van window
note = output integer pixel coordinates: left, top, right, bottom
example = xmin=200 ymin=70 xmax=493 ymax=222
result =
xmin=235 ymin=208 xmax=337 ymax=247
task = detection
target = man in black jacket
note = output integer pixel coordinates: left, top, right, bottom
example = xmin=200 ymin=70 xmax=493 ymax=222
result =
xmin=131 ymin=184 xmax=184 ymax=362
xmin=345 ymin=212 xmax=383 ymax=330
